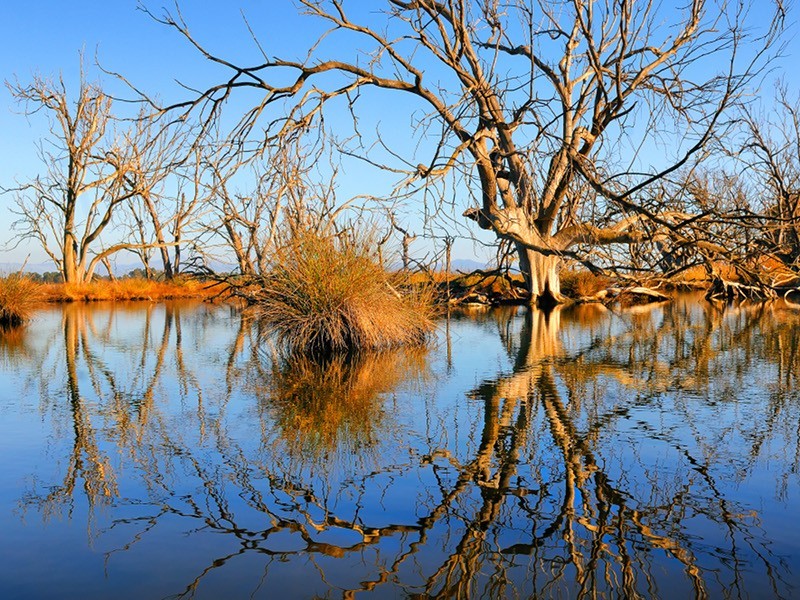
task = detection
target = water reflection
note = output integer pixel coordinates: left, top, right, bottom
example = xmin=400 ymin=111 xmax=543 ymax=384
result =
xmin=1 ymin=298 xmax=799 ymax=598
xmin=266 ymin=352 xmax=427 ymax=457
xmin=0 ymin=325 xmax=33 ymax=370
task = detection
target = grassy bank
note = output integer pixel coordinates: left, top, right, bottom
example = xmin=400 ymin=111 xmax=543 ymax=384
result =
xmin=39 ymin=277 xmax=224 ymax=302
xmin=0 ymin=275 xmax=42 ymax=326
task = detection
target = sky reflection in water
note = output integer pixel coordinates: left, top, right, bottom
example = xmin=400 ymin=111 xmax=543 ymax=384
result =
xmin=1 ymin=297 xmax=799 ymax=599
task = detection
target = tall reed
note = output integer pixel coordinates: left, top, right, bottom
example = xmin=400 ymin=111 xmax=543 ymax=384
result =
xmin=258 ymin=229 xmax=437 ymax=355
xmin=0 ymin=275 xmax=42 ymax=326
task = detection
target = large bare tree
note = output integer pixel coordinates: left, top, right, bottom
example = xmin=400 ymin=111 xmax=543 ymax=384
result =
xmin=147 ymin=0 xmax=779 ymax=304
xmin=6 ymin=69 xmax=159 ymax=284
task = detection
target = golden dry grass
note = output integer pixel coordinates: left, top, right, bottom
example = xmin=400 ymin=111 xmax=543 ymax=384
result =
xmin=40 ymin=277 xmax=224 ymax=302
xmin=560 ymin=269 xmax=611 ymax=298
xmin=258 ymin=230 xmax=438 ymax=355
xmin=671 ymin=258 xmax=800 ymax=287
xmin=0 ymin=275 xmax=43 ymax=325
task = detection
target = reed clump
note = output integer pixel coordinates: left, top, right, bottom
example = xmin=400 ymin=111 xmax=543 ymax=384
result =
xmin=0 ymin=275 xmax=42 ymax=326
xmin=258 ymin=229 xmax=437 ymax=355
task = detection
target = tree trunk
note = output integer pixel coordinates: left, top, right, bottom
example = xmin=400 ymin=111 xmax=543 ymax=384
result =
xmin=517 ymin=244 xmax=565 ymax=308
xmin=63 ymin=232 xmax=80 ymax=284
xmin=159 ymin=246 xmax=174 ymax=280
xmin=173 ymin=234 xmax=181 ymax=276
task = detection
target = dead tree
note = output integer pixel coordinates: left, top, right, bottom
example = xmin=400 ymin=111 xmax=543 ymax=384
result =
xmin=389 ymin=213 xmax=416 ymax=271
xmin=6 ymin=65 xmax=181 ymax=284
xmin=120 ymin=111 xmax=203 ymax=280
xmin=143 ymin=0 xmax=780 ymax=305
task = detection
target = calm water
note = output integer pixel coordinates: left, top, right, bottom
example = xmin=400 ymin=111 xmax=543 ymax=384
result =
xmin=1 ymin=297 xmax=800 ymax=599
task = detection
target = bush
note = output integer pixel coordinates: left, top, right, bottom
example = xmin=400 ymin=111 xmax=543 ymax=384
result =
xmin=258 ymin=229 xmax=437 ymax=355
xmin=560 ymin=268 xmax=610 ymax=298
xmin=0 ymin=275 xmax=42 ymax=326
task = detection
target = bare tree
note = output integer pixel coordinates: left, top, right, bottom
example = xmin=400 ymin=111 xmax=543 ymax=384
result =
xmin=741 ymin=86 xmax=800 ymax=270
xmin=199 ymin=131 xmax=350 ymax=278
xmin=389 ymin=213 xmax=416 ymax=271
xmin=120 ymin=113 xmax=205 ymax=279
xmin=145 ymin=0 xmax=779 ymax=305
xmin=6 ymin=67 xmax=157 ymax=284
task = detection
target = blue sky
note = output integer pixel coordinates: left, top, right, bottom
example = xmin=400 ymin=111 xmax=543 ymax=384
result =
xmin=0 ymin=1 xmax=455 ymax=266
xmin=1 ymin=1 xmax=799 ymax=268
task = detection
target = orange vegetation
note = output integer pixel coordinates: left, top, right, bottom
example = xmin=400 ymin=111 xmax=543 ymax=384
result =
xmin=0 ymin=275 xmax=43 ymax=325
xmin=39 ymin=277 xmax=226 ymax=302
xmin=675 ymin=257 xmax=800 ymax=287
xmin=258 ymin=229 xmax=437 ymax=355
xmin=560 ymin=269 xmax=611 ymax=298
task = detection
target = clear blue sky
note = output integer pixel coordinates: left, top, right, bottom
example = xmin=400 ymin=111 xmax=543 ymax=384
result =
xmin=0 ymin=1 xmax=454 ymax=266
xmin=1 ymin=1 xmax=799 ymax=267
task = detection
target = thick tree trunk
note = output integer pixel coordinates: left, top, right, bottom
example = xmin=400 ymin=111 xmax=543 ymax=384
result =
xmin=63 ymin=233 xmax=79 ymax=284
xmin=517 ymin=244 xmax=565 ymax=308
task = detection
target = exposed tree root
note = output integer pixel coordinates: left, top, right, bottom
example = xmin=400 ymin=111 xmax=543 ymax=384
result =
xmin=705 ymin=276 xmax=777 ymax=302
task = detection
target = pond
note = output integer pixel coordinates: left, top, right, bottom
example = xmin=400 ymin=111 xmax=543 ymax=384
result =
xmin=1 ymin=297 xmax=799 ymax=599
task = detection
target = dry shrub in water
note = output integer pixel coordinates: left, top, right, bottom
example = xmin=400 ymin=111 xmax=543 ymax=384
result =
xmin=0 ymin=275 xmax=42 ymax=325
xmin=259 ymin=229 xmax=437 ymax=355
xmin=560 ymin=268 xmax=610 ymax=298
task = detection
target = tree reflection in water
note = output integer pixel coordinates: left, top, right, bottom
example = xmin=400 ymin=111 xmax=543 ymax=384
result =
xmin=7 ymin=297 xmax=800 ymax=598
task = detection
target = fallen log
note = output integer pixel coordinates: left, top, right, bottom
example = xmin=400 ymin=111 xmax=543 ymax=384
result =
xmin=603 ymin=286 xmax=671 ymax=306
xmin=705 ymin=277 xmax=776 ymax=302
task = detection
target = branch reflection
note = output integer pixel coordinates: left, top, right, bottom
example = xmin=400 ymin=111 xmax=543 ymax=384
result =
xmin=13 ymin=298 xmax=800 ymax=598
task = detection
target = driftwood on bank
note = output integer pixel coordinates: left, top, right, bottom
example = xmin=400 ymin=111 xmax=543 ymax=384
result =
xmin=445 ymin=268 xmax=672 ymax=308
xmin=571 ymin=286 xmax=671 ymax=307
xmin=705 ymin=276 xmax=778 ymax=302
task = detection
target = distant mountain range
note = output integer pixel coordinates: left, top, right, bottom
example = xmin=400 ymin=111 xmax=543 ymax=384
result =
xmin=0 ymin=261 xmax=59 ymax=275
xmin=448 ymin=258 xmax=489 ymax=272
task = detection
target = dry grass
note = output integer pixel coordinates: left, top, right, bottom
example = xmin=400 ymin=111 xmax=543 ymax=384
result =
xmin=258 ymin=229 xmax=437 ymax=355
xmin=0 ymin=275 xmax=43 ymax=326
xmin=560 ymin=269 xmax=611 ymax=298
xmin=40 ymin=277 xmax=223 ymax=302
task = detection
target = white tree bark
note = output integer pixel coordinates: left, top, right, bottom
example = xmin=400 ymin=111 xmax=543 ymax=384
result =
xmin=517 ymin=244 xmax=564 ymax=306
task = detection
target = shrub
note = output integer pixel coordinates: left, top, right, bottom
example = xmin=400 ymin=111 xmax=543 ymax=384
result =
xmin=258 ymin=229 xmax=437 ymax=355
xmin=560 ymin=268 xmax=610 ymax=298
xmin=0 ymin=275 xmax=42 ymax=326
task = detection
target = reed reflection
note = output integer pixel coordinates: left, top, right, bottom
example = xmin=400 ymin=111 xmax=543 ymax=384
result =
xmin=0 ymin=324 xmax=31 ymax=366
xmin=266 ymin=351 xmax=426 ymax=457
